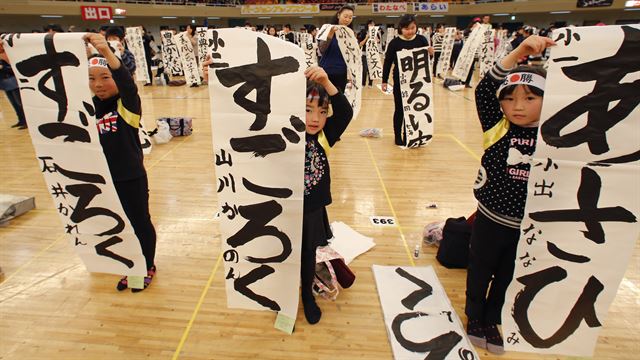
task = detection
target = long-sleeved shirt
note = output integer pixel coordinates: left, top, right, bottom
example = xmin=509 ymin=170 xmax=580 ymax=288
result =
xmin=304 ymin=92 xmax=353 ymax=213
xmin=93 ymin=63 xmax=145 ymax=182
xmin=473 ymin=63 xmax=538 ymax=228
xmin=382 ymin=35 xmax=429 ymax=85
xmin=121 ymin=49 xmax=137 ymax=76
xmin=319 ymin=36 xmax=347 ymax=75
xmin=432 ymin=32 xmax=444 ymax=52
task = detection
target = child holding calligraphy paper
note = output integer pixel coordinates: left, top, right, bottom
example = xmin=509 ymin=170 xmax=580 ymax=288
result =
xmin=301 ymin=65 xmax=353 ymax=324
xmin=381 ymin=14 xmax=433 ymax=146
xmin=85 ymin=33 xmax=157 ymax=292
xmin=465 ymin=35 xmax=554 ymax=354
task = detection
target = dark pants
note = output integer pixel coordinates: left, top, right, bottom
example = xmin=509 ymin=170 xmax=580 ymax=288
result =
xmin=327 ymin=72 xmax=347 ymax=94
xmin=432 ymin=51 xmax=441 ymax=77
xmin=156 ymin=66 xmax=170 ymax=84
xmin=114 ymin=175 xmax=157 ymax=270
xmin=145 ymin=56 xmax=154 ymax=84
xmin=361 ymin=55 xmax=372 ymax=87
xmin=392 ymin=82 xmax=405 ymax=145
xmin=465 ymin=210 xmax=519 ymax=325
xmin=300 ymin=207 xmax=332 ymax=301
xmin=5 ymin=88 xmax=26 ymax=125
xmin=465 ymin=58 xmax=477 ymax=86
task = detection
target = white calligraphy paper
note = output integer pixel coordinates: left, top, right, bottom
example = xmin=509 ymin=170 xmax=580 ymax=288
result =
xmin=502 ymin=25 xmax=640 ymax=357
xmin=373 ymin=265 xmax=480 ymax=360
xmin=1 ymin=33 xmax=147 ymax=276
xmin=207 ymin=29 xmax=305 ymax=319
xmin=125 ymin=27 xmax=151 ymax=83
xmin=397 ymin=46 xmax=434 ymax=148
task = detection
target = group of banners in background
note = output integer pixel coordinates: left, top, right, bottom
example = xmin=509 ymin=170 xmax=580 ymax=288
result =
xmin=1 ymin=23 xmax=638 ymax=358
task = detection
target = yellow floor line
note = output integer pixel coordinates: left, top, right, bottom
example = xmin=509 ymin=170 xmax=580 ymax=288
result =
xmin=363 ymin=138 xmax=415 ymax=266
xmin=148 ymin=136 xmax=188 ymax=170
xmin=442 ymin=133 xmax=481 ymax=161
xmin=1 ymin=234 xmax=64 ymax=285
xmin=172 ymin=252 xmax=223 ymax=360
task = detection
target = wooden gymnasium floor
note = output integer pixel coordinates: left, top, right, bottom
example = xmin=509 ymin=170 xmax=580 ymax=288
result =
xmin=0 ymin=74 xmax=638 ymax=360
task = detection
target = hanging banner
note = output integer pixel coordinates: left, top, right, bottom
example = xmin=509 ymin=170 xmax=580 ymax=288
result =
xmin=125 ymin=27 xmax=151 ymax=84
xmin=81 ymin=6 xmax=112 ymax=21
xmin=174 ymin=32 xmax=201 ymax=86
xmin=451 ymin=24 xmax=486 ymax=81
xmin=372 ymin=2 xmax=408 ymax=13
xmin=320 ymin=3 xmax=357 ymax=11
xmin=196 ymin=26 xmax=209 ymax=78
xmin=160 ymin=30 xmax=183 ymax=76
xmin=366 ymin=26 xmax=382 ymax=80
xmin=206 ymin=29 xmax=305 ymax=319
xmin=397 ymin=46 xmax=434 ymax=148
xmin=0 ymin=33 xmax=147 ymax=276
xmin=373 ymin=265 xmax=480 ymax=360
xmin=413 ymin=2 xmax=450 ymax=12
xmin=315 ymin=24 xmax=332 ymax=42
xmin=494 ymin=29 xmax=510 ymax=63
xmin=385 ymin=28 xmax=397 ymax=52
xmin=502 ymin=25 xmax=640 ymax=357
xmin=300 ymin=33 xmax=317 ymax=69
xmin=479 ymin=28 xmax=495 ymax=80
xmin=139 ymin=118 xmax=152 ymax=155
xmin=334 ymin=25 xmax=362 ymax=119
xmin=435 ymin=27 xmax=456 ymax=78
xmin=576 ymin=0 xmax=613 ymax=7
xmin=240 ymin=4 xmax=319 ymax=14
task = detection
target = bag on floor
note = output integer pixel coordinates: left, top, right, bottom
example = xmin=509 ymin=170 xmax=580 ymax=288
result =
xmin=436 ymin=216 xmax=472 ymax=269
xmin=157 ymin=117 xmax=193 ymax=137
xmin=313 ymin=246 xmax=355 ymax=300
xmin=149 ymin=120 xmax=172 ymax=144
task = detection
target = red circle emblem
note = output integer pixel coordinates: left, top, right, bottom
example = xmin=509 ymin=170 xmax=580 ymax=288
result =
xmin=509 ymin=74 xmax=521 ymax=83
xmin=90 ymin=58 xmax=99 ymax=65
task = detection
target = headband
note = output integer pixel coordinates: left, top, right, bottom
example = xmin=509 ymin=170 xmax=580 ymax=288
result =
xmin=497 ymin=72 xmax=545 ymax=97
xmin=88 ymin=57 xmax=109 ymax=69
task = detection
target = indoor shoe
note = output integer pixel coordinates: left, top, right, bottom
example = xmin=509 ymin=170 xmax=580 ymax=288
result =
xmin=485 ymin=324 xmax=505 ymax=355
xmin=131 ymin=265 xmax=156 ymax=293
xmin=466 ymin=319 xmax=486 ymax=349
xmin=11 ymin=123 xmax=21 ymax=128
xmin=116 ymin=276 xmax=128 ymax=291
xmin=302 ymin=297 xmax=322 ymax=324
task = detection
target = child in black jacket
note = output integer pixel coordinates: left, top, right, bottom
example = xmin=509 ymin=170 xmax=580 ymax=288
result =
xmin=86 ymin=33 xmax=157 ymax=292
xmin=301 ymin=66 xmax=353 ymax=324
xmin=465 ymin=35 xmax=555 ymax=354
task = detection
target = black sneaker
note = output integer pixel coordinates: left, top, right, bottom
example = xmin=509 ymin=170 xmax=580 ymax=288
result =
xmin=466 ymin=319 xmax=486 ymax=349
xmin=116 ymin=276 xmax=128 ymax=291
xmin=485 ymin=324 xmax=505 ymax=354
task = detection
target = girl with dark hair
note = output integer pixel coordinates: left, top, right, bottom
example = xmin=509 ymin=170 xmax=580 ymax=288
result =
xmin=318 ymin=4 xmax=355 ymax=93
xmin=381 ymin=14 xmax=431 ymax=146
xmin=267 ymin=26 xmax=277 ymax=37
xmin=465 ymin=35 xmax=554 ymax=354
xmin=300 ymin=66 xmax=353 ymax=324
